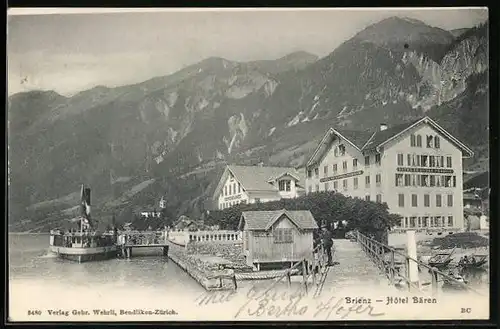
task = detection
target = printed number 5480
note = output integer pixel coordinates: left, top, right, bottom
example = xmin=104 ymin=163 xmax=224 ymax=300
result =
xmin=28 ymin=310 xmax=42 ymax=316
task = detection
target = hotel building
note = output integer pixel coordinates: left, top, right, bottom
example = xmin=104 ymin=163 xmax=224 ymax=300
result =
xmin=304 ymin=116 xmax=474 ymax=232
xmin=212 ymin=165 xmax=305 ymax=210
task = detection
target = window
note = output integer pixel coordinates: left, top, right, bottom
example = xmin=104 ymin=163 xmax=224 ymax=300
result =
xmin=343 ymin=179 xmax=348 ymax=190
xmin=233 ymin=183 xmax=237 ymax=194
xmin=334 ymin=147 xmax=338 ymax=157
xmin=416 ymin=135 xmax=422 ymax=147
xmin=332 ymin=164 xmax=338 ymax=174
xmin=436 ymin=175 xmax=441 ymax=187
xmin=404 ymin=217 xmax=409 ymax=227
xmin=447 ymin=194 xmax=453 ymax=207
xmin=448 ymin=216 xmax=454 ymax=227
xmin=343 ymin=161 xmax=348 ymax=171
xmin=397 ymin=153 xmax=404 ymax=166
xmin=436 ymin=194 xmax=442 ymax=207
xmin=422 ymin=217 xmax=429 ymax=227
xmin=353 ymin=159 xmax=358 ymax=169
xmin=365 ymin=195 xmax=370 ymax=202
xmin=411 ymin=174 xmax=417 ymax=186
xmin=307 ymin=170 xmax=312 ymax=178
xmin=398 ymin=194 xmax=404 ymax=207
xmin=375 ymin=154 xmax=381 ymax=165
xmin=238 ymin=184 xmax=241 ymax=193
xmin=376 ymin=194 xmax=382 ymax=203
xmin=446 ymin=156 xmax=452 ymax=168
xmin=426 ymin=135 xmax=433 ymax=148
xmin=435 ymin=156 xmax=440 ymax=168
xmin=314 ymin=168 xmax=319 ymax=178
xmin=424 ymin=194 xmax=430 ymax=207
xmin=395 ymin=174 xmax=403 ymax=187
xmin=430 ymin=175 xmax=435 ymax=187
xmin=324 ymin=165 xmax=328 ymax=176
xmin=440 ymin=156 xmax=444 ymax=168
xmin=273 ymin=228 xmax=293 ymax=244
xmin=333 ymin=181 xmax=338 ymax=190
xmin=434 ymin=136 xmax=440 ymax=148
xmin=452 ymin=176 xmax=456 ymax=187
xmin=407 ymin=154 xmax=412 ymax=166
xmin=224 ymin=186 xmax=227 ymax=196
xmin=421 ymin=155 xmax=428 ymax=167
xmin=429 ymin=156 xmax=435 ymax=168
xmin=365 ymin=156 xmax=370 ymax=166
xmin=409 ymin=217 xmax=416 ymax=228
xmin=417 ymin=217 xmax=422 ymax=227
xmin=410 ymin=134 xmax=416 ymax=147
xmin=324 ymin=182 xmax=329 ymax=191
xmin=421 ymin=175 xmax=429 ymax=187
xmin=278 ymin=180 xmax=291 ymax=191
xmin=339 ymin=144 xmax=346 ymax=156
xmin=376 ymin=174 xmax=381 ymax=186
xmin=365 ymin=175 xmax=370 ymax=188
xmin=353 ymin=177 xmax=359 ymax=189
xmin=404 ymin=174 xmax=411 ymax=186
xmin=411 ymin=194 xmax=418 ymax=207
xmin=316 ymin=184 xmax=320 ymax=192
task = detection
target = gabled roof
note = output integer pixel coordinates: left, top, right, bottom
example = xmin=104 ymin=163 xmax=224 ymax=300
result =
xmin=213 ymin=165 xmax=304 ymax=199
xmin=307 ymin=116 xmax=474 ymax=167
xmin=361 ymin=120 xmax=419 ymax=151
xmin=267 ymin=171 xmax=301 ymax=183
xmin=238 ymin=209 xmax=318 ymax=231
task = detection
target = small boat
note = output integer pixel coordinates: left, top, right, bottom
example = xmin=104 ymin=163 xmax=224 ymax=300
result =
xmin=442 ymin=271 xmax=468 ymax=291
xmin=458 ymin=254 xmax=488 ymax=270
xmin=428 ymin=248 xmax=456 ymax=269
xmin=49 ymin=184 xmax=118 ymax=263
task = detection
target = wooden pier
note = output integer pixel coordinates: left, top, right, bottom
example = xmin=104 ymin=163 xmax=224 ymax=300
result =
xmin=117 ymin=230 xmax=170 ymax=259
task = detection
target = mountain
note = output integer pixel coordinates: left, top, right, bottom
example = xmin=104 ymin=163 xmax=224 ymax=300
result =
xmin=450 ymin=28 xmax=471 ymax=38
xmin=8 ymin=17 xmax=488 ymax=232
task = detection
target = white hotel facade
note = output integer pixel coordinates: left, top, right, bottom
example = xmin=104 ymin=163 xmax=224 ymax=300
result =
xmin=304 ymin=116 xmax=474 ymax=232
xmin=212 ymin=165 xmax=306 ymax=210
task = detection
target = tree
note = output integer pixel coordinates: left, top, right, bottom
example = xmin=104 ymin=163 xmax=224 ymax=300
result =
xmin=209 ymin=191 xmax=401 ymax=242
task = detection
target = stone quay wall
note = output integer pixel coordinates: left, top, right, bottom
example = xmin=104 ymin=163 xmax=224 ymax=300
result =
xmin=167 ymin=242 xmax=237 ymax=291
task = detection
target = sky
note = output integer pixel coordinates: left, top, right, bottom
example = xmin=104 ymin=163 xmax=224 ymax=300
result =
xmin=7 ymin=8 xmax=488 ymax=96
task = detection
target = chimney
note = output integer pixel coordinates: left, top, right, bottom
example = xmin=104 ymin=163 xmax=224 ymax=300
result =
xmin=380 ymin=123 xmax=388 ymax=131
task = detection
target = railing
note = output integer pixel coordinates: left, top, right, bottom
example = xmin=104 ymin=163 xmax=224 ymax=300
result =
xmin=355 ymin=231 xmax=483 ymax=296
xmin=118 ymin=230 xmax=168 ymax=246
xmin=188 ymin=230 xmax=242 ymax=243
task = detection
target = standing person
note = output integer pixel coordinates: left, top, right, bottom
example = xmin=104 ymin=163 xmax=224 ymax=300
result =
xmin=321 ymin=226 xmax=334 ymax=266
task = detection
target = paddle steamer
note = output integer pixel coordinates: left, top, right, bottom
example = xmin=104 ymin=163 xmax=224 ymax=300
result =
xmin=49 ymin=185 xmax=118 ymax=262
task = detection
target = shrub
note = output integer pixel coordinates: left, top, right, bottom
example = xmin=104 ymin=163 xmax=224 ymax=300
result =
xmin=205 ymin=191 xmax=401 ymax=243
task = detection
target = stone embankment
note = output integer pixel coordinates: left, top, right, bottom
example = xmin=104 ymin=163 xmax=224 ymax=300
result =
xmin=167 ymin=242 xmax=243 ymax=291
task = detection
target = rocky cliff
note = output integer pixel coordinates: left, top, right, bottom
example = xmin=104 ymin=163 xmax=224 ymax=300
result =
xmin=8 ymin=17 xmax=488 ymax=231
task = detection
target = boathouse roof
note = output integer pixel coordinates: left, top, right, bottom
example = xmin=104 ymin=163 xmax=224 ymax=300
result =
xmin=238 ymin=209 xmax=318 ymax=231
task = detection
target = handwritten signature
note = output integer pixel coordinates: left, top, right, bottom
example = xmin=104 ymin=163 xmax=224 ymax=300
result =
xmin=194 ymin=286 xmax=385 ymax=320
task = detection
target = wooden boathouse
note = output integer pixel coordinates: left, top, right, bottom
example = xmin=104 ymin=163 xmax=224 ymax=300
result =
xmin=238 ymin=209 xmax=318 ymax=271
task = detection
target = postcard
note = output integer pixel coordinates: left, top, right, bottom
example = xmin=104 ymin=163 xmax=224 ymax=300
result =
xmin=7 ymin=7 xmax=490 ymax=322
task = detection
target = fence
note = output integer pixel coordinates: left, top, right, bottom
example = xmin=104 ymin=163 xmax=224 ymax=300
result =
xmin=355 ymin=231 xmax=483 ymax=296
